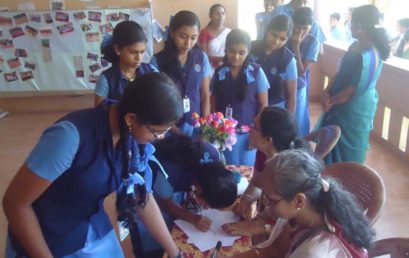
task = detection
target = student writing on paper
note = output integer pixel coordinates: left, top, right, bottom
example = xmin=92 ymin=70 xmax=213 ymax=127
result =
xmin=131 ymin=134 xmax=237 ymax=257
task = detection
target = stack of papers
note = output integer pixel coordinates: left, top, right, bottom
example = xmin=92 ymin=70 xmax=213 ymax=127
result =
xmin=174 ymin=209 xmax=241 ymax=252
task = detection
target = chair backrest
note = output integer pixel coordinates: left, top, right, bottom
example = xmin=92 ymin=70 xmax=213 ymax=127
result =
xmin=304 ymin=125 xmax=341 ymax=158
xmin=322 ymin=162 xmax=386 ymax=225
xmin=368 ymin=238 xmax=409 ymax=258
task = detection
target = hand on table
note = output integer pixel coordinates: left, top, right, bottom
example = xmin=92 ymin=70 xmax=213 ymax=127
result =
xmin=192 ymin=214 xmax=212 ymax=232
xmin=221 ymin=221 xmax=264 ymax=237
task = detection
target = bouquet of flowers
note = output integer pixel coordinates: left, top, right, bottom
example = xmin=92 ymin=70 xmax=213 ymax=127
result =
xmin=192 ymin=112 xmax=250 ymax=151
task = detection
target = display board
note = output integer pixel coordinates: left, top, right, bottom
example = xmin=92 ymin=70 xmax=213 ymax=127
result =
xmin=0 ymin=8 xmax=153 ymax=92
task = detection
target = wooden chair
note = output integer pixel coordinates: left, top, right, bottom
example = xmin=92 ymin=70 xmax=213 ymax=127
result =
xmin=368 ymin=238 xmax=409 ymax=257
xmin=322 ymin=162 xmax=386 ymax=225
xmin=304 ymin=125 xmax=341 ymax=158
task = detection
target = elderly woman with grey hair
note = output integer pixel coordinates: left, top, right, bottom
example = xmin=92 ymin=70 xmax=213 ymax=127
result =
xmin=220 ymin=149 xmax=374 ymax=258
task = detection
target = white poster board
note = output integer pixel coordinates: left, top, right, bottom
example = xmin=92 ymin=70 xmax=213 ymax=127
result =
xmin=0 ymin=8 xmax=153 ymax=92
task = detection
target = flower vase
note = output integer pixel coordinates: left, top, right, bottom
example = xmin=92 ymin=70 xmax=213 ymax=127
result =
xmin=219 ymin=148 xmax=226 ymax=165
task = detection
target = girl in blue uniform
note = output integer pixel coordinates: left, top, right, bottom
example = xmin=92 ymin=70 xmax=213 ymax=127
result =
xmin=287 ymin=7 xmax=321 ymax=137
xmin=133 ymin=134 xmax=238 ymax=256
xmin=94 ymin=21 xmax=157 ymax=106
xmin=317 ymin=5 xmax=390 ymax=164
xmin=211 ymin=29 xmax=269 ymax=166
xmin=251 ymin=15 xmax=298 ymax=112
xmin=3 ymin=73 xmax=183 ymax=258
xmin=152 ymin=11 xmax=212 ymax=136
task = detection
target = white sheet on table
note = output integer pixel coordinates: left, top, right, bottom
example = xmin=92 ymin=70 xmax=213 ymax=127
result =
xmin=174 ymin=209 xmax=241 ymax=252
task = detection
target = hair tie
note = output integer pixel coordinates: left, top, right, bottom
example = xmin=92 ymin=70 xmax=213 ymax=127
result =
xmin=101 ymin=33 xmax=113 ymax=48
xmin=199 ymin=152 xmax=213 ymax=164
xmin=321 ymin=178 xmax=330 ymax=193
xmin=289 ymin=141 xmax=295 ymax=149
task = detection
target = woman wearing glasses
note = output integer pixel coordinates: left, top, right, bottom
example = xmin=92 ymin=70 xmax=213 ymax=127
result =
xmin=3 ymin=73 xmax=183 ymax=258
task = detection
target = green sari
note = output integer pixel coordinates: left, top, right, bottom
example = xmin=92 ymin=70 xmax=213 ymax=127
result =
xmin=316 ymin=45 xmax=383 ymax=164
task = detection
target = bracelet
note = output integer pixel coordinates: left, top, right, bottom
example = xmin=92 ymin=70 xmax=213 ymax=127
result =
xmin=253 ymin=248 xmax=261 ymax=258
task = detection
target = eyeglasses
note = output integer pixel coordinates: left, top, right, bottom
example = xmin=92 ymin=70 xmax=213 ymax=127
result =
xmin=146 ymin=125 xmax=172 ymax=140
xmin=249 ymin=122 xmax=261 ymax=132
xmin=262 ymin=193 xmax=284 ymax=206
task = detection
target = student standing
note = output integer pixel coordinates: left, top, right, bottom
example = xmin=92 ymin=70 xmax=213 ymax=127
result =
xmin=211 ymin=29 xmax=269 ymax=166
xmin=94 ymin=21 xmax=157 ymax=106
xmin=152 ymin=11 xmax=212 ymax=136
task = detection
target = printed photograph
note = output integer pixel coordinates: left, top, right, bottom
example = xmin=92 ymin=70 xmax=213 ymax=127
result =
xmin=20 ymin=70 xmax=34 ymax=81
xmin=25 ymin=25 xmax=38 ymax=37
xmin=24 ymin=61 xmax=36 ymax=70
xmin=14 ymin=48 xmax=28 ymax=58
xmin=89 ymin=63 xmax=101 ymax=73
xmin=29 ymin=14 xmax=41 ymax=23
xmin=55 ymin=12 xmax=69 ymax=22
xmin=4 ymin=72 xmax=18 ymax=82
xmin=99 ymin=23 xmax=113 ymax=34
xmin=89 ymin=74 xmax=99 ymax=83
xmin=0 ymin=39 xmax=14 ymax=49
xmin=80 ymin=23 xmax=92 ymax=32
xmin=9 ymin=27 xmax=25 ymax=38
xmin=88 ymin=11 xmax=102 ymax=22
xmin=73 ymin=11 xmax=86 ymax=21
xmin=43 ymin=13 xmax=53 ymax=24
xmin=14 ymin=13 xmax=28 ymax=25
xmin=101 ymin=57 xmax=109 ymax=67
xmin=106 ymin=13 xmax=120 ymax=22
xmin=41 ymin=39 xmax=52 ymax=63
xmin=57 ymin=22 xmax=75 ymax=35
xmin=87 ymin=52 xmax=99 ymax=61
xmin=73 ymin=56 xmax=84 ymax=78
xmin=39 ymin=28 xmax=53 ymax=37
xmin=0 ymin=30 xmax=2 ymax=37
xmin=7 ymin=57 xmax=21 ymax=69
xmin=51 ymin=1 xmax=64 ymax=11
xmin=118 ymin=12 xmax=130 ymax=21
xmin=85 ymin=32 xmax=100 ymax=42
xmin=0 ymin=16 xmax=13 ymax=27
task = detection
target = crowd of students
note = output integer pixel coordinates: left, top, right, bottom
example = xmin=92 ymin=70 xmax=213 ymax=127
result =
xmin=2 ymin=2 xmax=391 ymax=258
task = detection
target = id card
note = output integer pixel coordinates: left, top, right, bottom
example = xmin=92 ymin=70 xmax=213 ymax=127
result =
xmin=225 ymin=105 xmax=233 ymax=118
xmin=183 ymin=96 xmax=190 ymax=113
xmin=118 ymin=221 xmax=129 ymax=241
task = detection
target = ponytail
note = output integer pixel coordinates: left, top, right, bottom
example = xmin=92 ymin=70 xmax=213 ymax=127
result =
xmin=368 ymin=26 xmax=390 ymax=60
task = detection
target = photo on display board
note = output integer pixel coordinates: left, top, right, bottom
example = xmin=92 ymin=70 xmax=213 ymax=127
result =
xmin=4 ymin=72 xmax=18 ymax=82
xmin=73 ymin=11 xmax=86 ymax=21
xmin=85 ymin=32 xmax=100 ymax=42
xmin=101 ymin=57 xmax=109 ymax=67
xmin=55 ymin=12 xmax=69 ymax=22
xmin=80 ymin=23 xmax=92 ymax=32
xmin=43 ymin=13 xmax=53 ymax=24
xmin=0 ymin=39 xmax=14 ymax=49
xmin=7 ymin=57 xmax=21 ymax=69
xmin=88 ymin=11 xmax=102 ymax=22
xmin=57 ymin=22 xmax=75 ymax=35
xmin=89 ymin=63 xmax=101 ymax=73
xmin=24 ymin=61 xmax=36 ymax=70
xmin=89 ymin=74 xmax=98 ymax=83
xmin=41 ymin=39 xmax=52 ymax=63
xmin=15 ymin=48 xmax=28 ymax=58
xmin=29 ymin=14 xmax=41 ymax=23
xmin=0 ymin=30 xmax=2 ymax=37
xmin=39 ymin=27 xmax=53 ymax=37
xmin=73 ymin=56 xmax=84 ymax=78
xmin=13 ymin=13 xmax=28 ymax=25
xmin=87 ymin=52 xmax=99 ymax=61
xmin=20 ymin=71 xmax=33 ymax=81
xmin=9 ymin=27 xmax=25 ymax=38
xmin=99 ymin=23 xmax=113 ymax=34
xmin=118 ymin=12 xmax=129 ymax=21
xmin=106 ymin=13 xmax=120 ymax=22
xmin=25 ymin=25 xmax=38 ymax=37
xmin=51 ymin=1 xmax=65 ymax=11
xmin=0 ymin=16 xmax=13 ymax=27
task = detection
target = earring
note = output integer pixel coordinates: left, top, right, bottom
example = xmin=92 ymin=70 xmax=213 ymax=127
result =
xmin=127 ymin=126 xmax=133 ymax=160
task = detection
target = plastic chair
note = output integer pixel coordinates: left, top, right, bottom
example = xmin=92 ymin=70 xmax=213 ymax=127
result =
xmin=322 ymin=162 xmax=386 ymax=225
xmin=304 ymin=125 xmax=341 ymax=158
xmin=368 ymin=238 xmax=409 ymax=257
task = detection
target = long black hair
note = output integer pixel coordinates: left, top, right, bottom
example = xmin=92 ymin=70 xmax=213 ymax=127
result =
xmin=259 ymin=106 xmax=310 ymax=152
xmin=116 ymin=73 xmax=183 ymax=227
xmin=158 ymin=11 xmax=201 ymax=83
xmin=154 ymin=134 xmax=237 ymax=209
xmin=352 ymin=5 xmax=390 ymax=60
xmin=221 ymin=29 xmax=252 ymax=101
xmin=101 ymin=20 xmax=147 ymax=64
xmin=266 ymin=149 xmax=375 ymax=249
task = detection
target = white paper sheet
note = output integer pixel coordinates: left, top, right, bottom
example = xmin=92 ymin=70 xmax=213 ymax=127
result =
xmin=237 ymin=177 xmax=249 ymax=196
xmin=174 ymin=209 xmax=241 ymax=252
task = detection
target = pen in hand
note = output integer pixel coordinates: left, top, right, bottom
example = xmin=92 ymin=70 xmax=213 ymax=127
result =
xmin=211 ymin=241 xmax=222 ymax=258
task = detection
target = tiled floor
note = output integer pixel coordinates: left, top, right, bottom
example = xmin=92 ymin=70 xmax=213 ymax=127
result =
xmin=0 ymin=103 xmax=408 ymax=256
